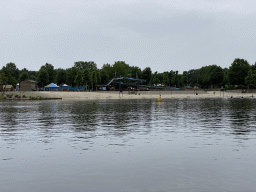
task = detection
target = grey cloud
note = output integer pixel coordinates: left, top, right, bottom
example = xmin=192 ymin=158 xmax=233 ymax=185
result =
xmin=1 ymin=0 xmax=256 ymax=73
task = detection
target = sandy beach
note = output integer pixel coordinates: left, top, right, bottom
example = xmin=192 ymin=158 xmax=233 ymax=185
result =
xmin=4 ymin=90 xmax=255 ymax=100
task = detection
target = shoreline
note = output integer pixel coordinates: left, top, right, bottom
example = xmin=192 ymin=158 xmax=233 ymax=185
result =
xmin=1 ymin=91 xmax=255 ymax=101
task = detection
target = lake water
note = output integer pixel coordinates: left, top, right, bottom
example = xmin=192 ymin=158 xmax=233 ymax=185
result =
xmin=1 ymin=98 xmax=256 ymax=192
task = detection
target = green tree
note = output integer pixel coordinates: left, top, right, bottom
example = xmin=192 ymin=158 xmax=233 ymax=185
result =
xmin=20 ymin=68 xmax=29 ymax=74
xmin=227 ymin=58 xmax=251 ymax=86
xmin=251 ymin=62 xmax=256 ymax=72
xmin=187 ymin=69 xmax=199 ymax=87
xmin=99 ymin=69 xmax=109 ymax=85
xmin=89 ymin=71 xmax=94 ymax=91
xmin=56 ymin=69 xmax=67 ymax=85
xmin=97 ymin=71 xmax=101 ymax=86
xmin=222 ymin=68 xmax=229 ymax=87
xmin=6 ymin=62 xmax=20 ymax=82
xmin=152 ymin=72 xmax=160 ymax=86
xmin=30 ymin=75 xmax=37 ymax=81
xmin=74 ymin=61 xmax=97 ymax=71
xmin=82 ymin=69 xmax=90 ymax=91
xmin=157 ymin=73 xmax=163 ymax=84
xmin=19 ymin=71 xmax=29 ymax=82
xmin=197 ymin=67 xmax=210 ymax=88
xmin=28 ymin=71 xmax=37 ymax=79
xmin=181 ymin=71 xmax=188 ymax=87
xmin=0 ymin=71 xmax=8 ymax=87
xmin=130 ymin=66 xmax=142 ymax=79
xmin=252 ymin=70 xmax=256 ymax=86
xmin=163 ymin=72 xmax=169 ymax=86
xmin=67 ymin=67 xmax=78 ymax=87
xmin=142 ymin=67 xmax=152 ymax=85
xmin=92 ymin=71 xmax=98 ymax=90
xmin=40 ymin=63 xmax=56 ymax=83
xmin=112 ymin=61 xmax=130 ymax=77
xmin=37 ymin=69 xmax=49 ymax=87
xmin=1 ymin=66 xmax=17 ymax=87
xmin=168 ymin=71 xmax=173 ymax=85
xmin=74 ymin=70 xmax=83 ymax=87
xmin=210 ymin=66 xmax=224 ymax=87
xmin=101 ymin=63 xmax=114 ymax=78
xmin=197 ymin=65 xmax=223 ymax=88
xmin=171 ymin=71 xmax=179 ymax=87
xmin=245 ymin=70 xmax=253 ymax=89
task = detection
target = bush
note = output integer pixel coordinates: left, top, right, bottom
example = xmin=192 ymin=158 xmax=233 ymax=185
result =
xmin=236 ymin=85 xmax=246 ymax=89
xmin=225 ymin=85 xmax=236 ymax=90
xmin=249 ymin=85 xmax=256 ymax=89
xmin=28 ymin=96 xmax=43 ymax=100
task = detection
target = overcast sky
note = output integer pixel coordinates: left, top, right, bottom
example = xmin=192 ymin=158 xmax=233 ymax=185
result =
xmin=1 ymin=0 xmax=256 ymax=73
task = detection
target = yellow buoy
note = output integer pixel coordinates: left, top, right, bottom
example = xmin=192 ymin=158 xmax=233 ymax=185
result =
xmin=157 ymin=95 xmax=162 ymax=102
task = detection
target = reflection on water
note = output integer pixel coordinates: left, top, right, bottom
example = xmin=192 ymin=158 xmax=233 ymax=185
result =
xmin=1 ymin=98 xmax=256 ymax=192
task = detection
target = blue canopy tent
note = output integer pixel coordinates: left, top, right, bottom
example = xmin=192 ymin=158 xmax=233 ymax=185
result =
xmin=44 ymin=83 xmax=59 ymax=91
xmin=43 ymin=83 xmax=86 ymax=91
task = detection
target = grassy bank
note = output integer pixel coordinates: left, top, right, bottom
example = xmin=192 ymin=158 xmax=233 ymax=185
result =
xmin=0 ymin=93 xmax=6 ymax=100
xmin=0 ymin=92 xmax=62 ymax=100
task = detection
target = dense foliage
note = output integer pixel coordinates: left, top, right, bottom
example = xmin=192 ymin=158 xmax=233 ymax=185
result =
xmin=1 ymin=58 xmax=256 ymax=90
xmin=197 ymin=65 xmax=224 ymax=88
xmin=227 ymin=58 xmax=251 ymax=86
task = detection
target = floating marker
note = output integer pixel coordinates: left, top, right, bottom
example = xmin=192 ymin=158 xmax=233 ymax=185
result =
xmin=157 ymin=95 xmax=162 ymax=102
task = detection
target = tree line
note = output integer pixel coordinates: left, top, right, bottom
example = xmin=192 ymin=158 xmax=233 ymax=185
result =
xmin=1 ymin=58 xmax=256 ymax=90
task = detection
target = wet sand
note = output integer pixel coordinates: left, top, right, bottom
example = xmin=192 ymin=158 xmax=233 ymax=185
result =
xmin=5 ymin=90 xmax=255 ymax=100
